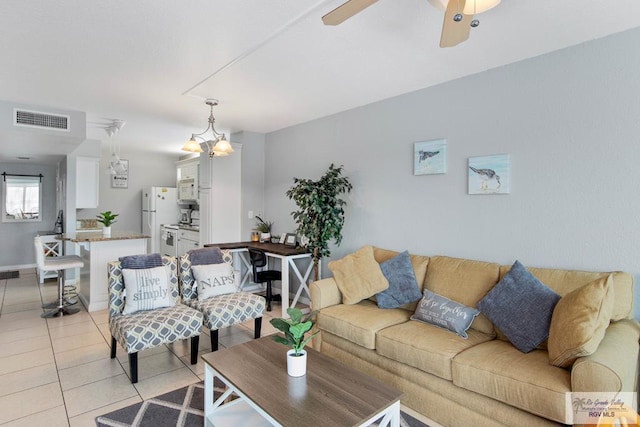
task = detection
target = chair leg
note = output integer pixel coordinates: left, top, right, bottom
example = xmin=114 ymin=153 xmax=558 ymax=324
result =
xmin=266 ymin=280 xmax=272 ymax=311
xmin=129 ymin=352 xmax=138 ymax=383
xmin=190 ymin=336 xmax=199 ymax=365
xmin=254 ymin=317 xmax=262 ymax=339
xmin=110 ymin=337 xmax=117 ymax=359
xmin=210 ymin=329 xmax=219 ymax=352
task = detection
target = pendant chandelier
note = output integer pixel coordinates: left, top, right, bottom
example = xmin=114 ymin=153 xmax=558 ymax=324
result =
xmin=182 ymin=99 xmax=234 ymax=158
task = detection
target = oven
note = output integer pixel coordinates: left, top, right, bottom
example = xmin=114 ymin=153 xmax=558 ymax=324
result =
xmin=160 ymin=225 xmax=179 ymax=257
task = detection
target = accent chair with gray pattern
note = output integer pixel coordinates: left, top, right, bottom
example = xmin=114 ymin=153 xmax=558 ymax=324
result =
xmin=107 ymin=256 xmax=203 ymax=383
xmin=179 ymin=250 xmax=265 ymax=351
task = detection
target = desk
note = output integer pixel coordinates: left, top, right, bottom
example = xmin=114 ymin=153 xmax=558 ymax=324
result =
xmin=205 ymin=242 xmax=318 ymax=318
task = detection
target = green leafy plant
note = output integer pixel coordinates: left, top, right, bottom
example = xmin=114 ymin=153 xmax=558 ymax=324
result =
xmin=270 ymin=307 xmax=318 ymax=356
xmin=254 ymin=216 xmax=273 ymax=233
xmin=96 ymin=211 xmax=118 ymax=227
xmin=286 ymin=164 xmax=352 ymax=281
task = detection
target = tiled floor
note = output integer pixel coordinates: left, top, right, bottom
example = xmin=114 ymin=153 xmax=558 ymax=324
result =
xmin=0 ymin=269 xmax=281 ymax=426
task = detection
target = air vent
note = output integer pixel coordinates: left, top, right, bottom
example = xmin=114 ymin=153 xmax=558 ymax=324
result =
xmin=13 ymin=108 xmax=70 ymax=131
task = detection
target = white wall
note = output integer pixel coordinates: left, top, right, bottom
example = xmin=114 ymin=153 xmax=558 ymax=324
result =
xmin=232 ymin=131 xmax=266 ymax=240
xmin=264 ymin=27 xmax=640 ymax=318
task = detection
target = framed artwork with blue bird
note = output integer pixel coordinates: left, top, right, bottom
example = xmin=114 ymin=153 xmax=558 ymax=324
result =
xmin=468 ymin=154 xmax=510 ymax=194
xmin=414 ymin=139 xmax=446 ymax=175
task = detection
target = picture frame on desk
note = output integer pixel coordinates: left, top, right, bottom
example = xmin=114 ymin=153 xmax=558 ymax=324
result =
xmin=279 ymin=233 xmax=287 ymax=244
xmin=284 ymin=233 xmax=297 ymax=247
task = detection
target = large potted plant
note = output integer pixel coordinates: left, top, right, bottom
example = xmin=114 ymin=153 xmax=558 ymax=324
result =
xmin=286 ymin=164 xmax=352 ymax=281
xmin=96 ymin=211 xmax=118 ymax=236
xmin=270 ymin=307 xmax=318 ymax=377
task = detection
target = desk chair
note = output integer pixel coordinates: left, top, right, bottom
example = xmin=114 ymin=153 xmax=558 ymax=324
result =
xmin=248 ymin=248 xmax=282 ymax=312
xmin=34 ymin=236 xmax=83 ymax=318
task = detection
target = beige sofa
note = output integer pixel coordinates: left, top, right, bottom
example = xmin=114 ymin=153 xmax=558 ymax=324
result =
xmin=310 ymin=247 xmax=639 ymax=426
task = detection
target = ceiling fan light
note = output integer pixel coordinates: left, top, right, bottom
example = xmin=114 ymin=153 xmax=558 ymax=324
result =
xmin=462 ymin=0 xmax=500 ymax=15
xmin=181 ymin=136 xmax=204 ymax=153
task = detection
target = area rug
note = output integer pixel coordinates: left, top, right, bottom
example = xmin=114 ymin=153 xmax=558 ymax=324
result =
xmin=96 ymin=381 xmax=429 ymax=426
xmin=0 ymin=271 xmax=19 ymax=280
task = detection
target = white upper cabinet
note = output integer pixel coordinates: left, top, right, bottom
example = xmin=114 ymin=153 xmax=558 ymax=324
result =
xmin=176 ymin=158 xmax=199 ymax=203
xmin=76 ymin=156 xmax=100 ymax=208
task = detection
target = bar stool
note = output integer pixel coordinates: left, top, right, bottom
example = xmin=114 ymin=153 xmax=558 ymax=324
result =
xmin=34 ymin=236 xmax=84 ymax=318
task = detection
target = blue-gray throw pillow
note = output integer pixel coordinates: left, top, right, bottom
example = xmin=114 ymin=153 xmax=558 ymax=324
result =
xmin=376 ymin=251 xmax=423 ymax=309
xmin=411 ymin=289 xmax=480 ymax=339
xmin=119 ymin=253 xmax=163 ymax=269
xmin=477 ymin=260 xmax=561 ymax=353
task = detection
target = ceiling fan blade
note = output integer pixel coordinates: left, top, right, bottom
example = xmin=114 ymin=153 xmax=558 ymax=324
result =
xmin=322 ymin=0 xmax=378 ymax=26
xmin=440 ymin=0 xmax=472 ymax=48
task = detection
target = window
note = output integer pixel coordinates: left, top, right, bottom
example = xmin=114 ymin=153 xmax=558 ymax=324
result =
xmin=2 ymin=174 xmax=42 ymax=222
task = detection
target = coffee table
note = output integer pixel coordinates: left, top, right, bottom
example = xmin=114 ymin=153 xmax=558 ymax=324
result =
xmin=202 ymin=337 xmax=403 ymax=426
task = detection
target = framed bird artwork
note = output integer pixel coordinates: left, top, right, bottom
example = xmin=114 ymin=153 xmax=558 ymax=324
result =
xmin=468 ymin=154 xmax=510 ymax=195
xmin=414 ymin=139 xmax=446 ymax=175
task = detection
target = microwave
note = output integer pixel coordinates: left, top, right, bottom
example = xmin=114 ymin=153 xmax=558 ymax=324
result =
xmin=178 ymin=178 xmax=197 ymax=202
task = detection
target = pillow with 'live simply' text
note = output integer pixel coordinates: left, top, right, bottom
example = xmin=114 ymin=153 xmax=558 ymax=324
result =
xmin=122 ymin=266 xmax=175 ymax=314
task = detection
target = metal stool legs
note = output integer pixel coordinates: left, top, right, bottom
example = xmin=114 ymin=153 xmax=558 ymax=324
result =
xmin=41 ymin=269 xmax=80 ymax=318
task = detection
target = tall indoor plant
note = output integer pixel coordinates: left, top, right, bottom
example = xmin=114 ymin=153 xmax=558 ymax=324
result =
xmin=286 ymin=164 xmax=352 ymax=281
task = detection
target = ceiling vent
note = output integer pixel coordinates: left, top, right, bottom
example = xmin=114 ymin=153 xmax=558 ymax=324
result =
xmin=13 ymin=108 xmax=70 ymax=132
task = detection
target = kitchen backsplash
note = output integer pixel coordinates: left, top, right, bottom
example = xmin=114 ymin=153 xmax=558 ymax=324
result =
xmin=77 ymin=219 xmax=99 ymax=229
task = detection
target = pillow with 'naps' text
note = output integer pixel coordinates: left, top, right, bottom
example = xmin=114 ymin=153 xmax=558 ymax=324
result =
xmin=192 ymin=263 xmax=238 ymax=300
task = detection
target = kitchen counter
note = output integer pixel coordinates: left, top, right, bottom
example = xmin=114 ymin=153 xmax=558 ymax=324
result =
xmin=59 ymin=230 xmax=150 ymax=242
xmin=60 ymin=231 xmax=149 ymax=312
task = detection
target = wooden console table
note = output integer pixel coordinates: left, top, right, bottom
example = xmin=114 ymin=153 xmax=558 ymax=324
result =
xmin=205 ymin=241 xmax=317 ymax=318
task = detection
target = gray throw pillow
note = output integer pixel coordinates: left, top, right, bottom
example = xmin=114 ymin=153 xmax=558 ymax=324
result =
xmin=376 ymin=251 xmax=423 ymax=309
xmin=411 ymin=289 xmax=480 ymax=339
xmin=477 ymin=260 xmax=561 ymax=353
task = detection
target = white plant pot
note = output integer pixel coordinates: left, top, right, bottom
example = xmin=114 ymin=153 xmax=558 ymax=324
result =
xmin=287 ymin=349 xmax=307 ymax=377
xmin=103 ymin=226 xmax=111 ymax=237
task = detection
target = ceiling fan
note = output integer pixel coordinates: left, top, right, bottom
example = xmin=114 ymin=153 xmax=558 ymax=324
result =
xmin=322 ymin=0 xmax=501 ymax=48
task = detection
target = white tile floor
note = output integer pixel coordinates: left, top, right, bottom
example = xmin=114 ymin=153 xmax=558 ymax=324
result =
xmin=0 ymin=269 xmax=281 ymax=426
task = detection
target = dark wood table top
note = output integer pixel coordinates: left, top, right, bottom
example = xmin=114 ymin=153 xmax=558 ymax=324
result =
xmin=204 ymin=241 xmax=310 ymax=256
xmin=202 ymin=337 xmax=402 ymax=427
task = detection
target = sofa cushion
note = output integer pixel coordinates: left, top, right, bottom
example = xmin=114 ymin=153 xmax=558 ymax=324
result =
xmin=376 ymin=251 xmax=423 ymax=309
xmin=317 ymin=299 xmax=410 ymax=349
xmin=373 ymin=247 xmax=430 ymax=288
xmin=452 ymin=340 xmax=572 ymax=424
xmin=547 ymin=275 xmax=614 ymax=368
xmin=411 ymin=289 xmax=480 ymax=339
xmin=328 ymin=246 xmax=389 ymax=304
xmin=424 ymin=256 xmax=500 ymax=335
xmin=499 ymin=266 xmax=633 ymax=321
xmin=477 ymin=260 xmax=561 ymax=353
xmin=376 ymin=320 xmax=494 ymax=381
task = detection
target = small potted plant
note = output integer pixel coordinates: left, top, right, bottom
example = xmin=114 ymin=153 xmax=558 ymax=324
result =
xmin=96 ymin=211 xmax=118 ymax=236
xmin=270 ymin=307 xmax=318 ymax=377
xmin=254 ymin=216 xmax=273 ymax=243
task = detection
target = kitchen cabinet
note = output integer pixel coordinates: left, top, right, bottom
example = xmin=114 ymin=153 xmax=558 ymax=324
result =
xmin=177 ymin=228 xmax=200 ymax=256
xmin=76 ymin=156 xmax=100 ymax=208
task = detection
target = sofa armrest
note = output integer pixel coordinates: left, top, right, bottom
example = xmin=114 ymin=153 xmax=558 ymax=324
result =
xmin=310 ymin=278 xmax=342 ymax=311
xmin=572 ymin=319 xmax=640 ymax=393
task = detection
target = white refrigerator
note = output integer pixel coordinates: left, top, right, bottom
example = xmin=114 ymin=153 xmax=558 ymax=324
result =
xmin=142 ymin=187 xmax=179 ymax=253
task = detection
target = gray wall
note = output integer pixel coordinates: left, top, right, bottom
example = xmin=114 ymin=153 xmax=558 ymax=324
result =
xmin=232 ymin=131 xmax=266 ymax=240
xmin=0 ymin=162 xmax=58 ymax=268
xmin=264 ymin=27 xmax=640 ymax=318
